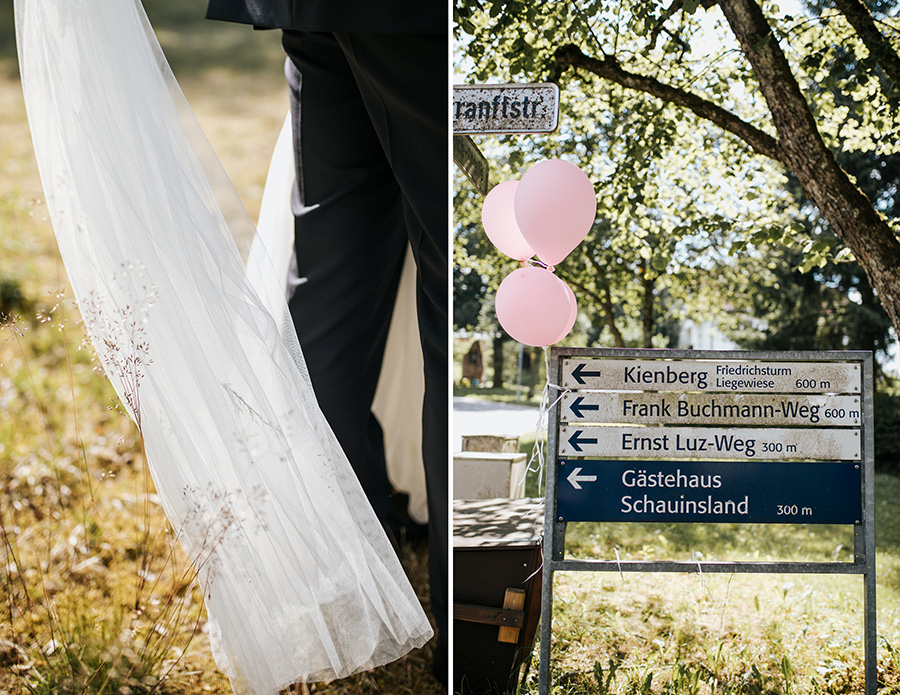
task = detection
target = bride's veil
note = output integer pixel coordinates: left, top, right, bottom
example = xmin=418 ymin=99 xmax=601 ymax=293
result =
xmin=15 ymin=1 xmax=433 ymax=692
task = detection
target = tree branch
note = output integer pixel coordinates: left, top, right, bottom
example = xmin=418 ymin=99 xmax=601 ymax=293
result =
xmin=554 ymin=43 xmax=786 ymax=164
xmin=716 ymin=0 xmax=900 ymax=334
xmin=566 ymin=274 xmax=626 ymax=347
xmin=648 ymin=0 xmax=684 ymax=49
xmin=831 ymin=0 xmax=900 ymax=94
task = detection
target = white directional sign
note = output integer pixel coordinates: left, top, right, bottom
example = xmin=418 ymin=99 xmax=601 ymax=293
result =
xmin=453 ymin=83 xmax=560 ymax=134
xmin=561 ymin=359 xmax=861 ymax=393
xmin=560 ymin=392 xmax=862 ymax=426
xmin=453 ymin=134 xmax=489 ymax=195
xmin=558 ymin=426 xmax=861 ymax=460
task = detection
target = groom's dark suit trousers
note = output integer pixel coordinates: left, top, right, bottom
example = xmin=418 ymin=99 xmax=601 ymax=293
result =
xmin=205 ymin=0 xmax=448 ymax=664
xmin=281 ymin=28 xmax=448 ymax=646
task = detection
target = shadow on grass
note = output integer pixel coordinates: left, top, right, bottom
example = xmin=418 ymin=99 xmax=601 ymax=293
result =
xmin=0 ymin=0 xmax=284 ymax=83
xmin=565 ymin=519 xmax=857 ymax=564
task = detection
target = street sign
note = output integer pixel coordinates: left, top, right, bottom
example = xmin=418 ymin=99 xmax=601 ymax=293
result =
xmin=556 ymin=459 xmax=862 ymax=524
xmin=558 ymin=425 xmax=861 ymax=460
xmin=453 ymin=83 xmax=560 ymax=134
xmin=561 ymin=358 xmax=861 ymax=393
xmin=560 ymin=392 xmax=862 ymax=426
xmin=453 ymin=134 xmax=490 ymax=195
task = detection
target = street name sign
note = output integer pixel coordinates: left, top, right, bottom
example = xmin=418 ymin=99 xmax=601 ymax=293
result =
xmin=453 ymin=83 xmax=560 ymax=134
xmin=453 ymin=134 xmax=490 ymax=196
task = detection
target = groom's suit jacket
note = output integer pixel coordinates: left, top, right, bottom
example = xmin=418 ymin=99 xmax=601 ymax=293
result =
xmin=205 ymin=0 xmax=443 ymax=33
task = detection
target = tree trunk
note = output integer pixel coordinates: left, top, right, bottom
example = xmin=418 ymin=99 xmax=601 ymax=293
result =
xmin=491 ymin=334 xmax=505 ymax=388
xmin=585 ymin=255 xmax=626 ymax=346
xmin=641 ymin=265 xmax=655 ymax=348
xmin=526 ymin=346 xmax=539 ymax=399
xmin=601 ymin=278 xmax=626 ymax=347
xmin=717 ymin=0 xmax=900 ymax=337
xmin=555 ymin=1 xmax=900 ymax=340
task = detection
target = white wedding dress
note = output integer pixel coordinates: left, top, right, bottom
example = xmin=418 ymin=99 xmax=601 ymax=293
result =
xmin=15 ymin=1 xmax=433 ymax=692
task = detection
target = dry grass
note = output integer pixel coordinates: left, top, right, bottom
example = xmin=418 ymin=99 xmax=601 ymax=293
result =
xmin=502 ymin=473 xmax=900 ymax=694
xmin=0 ymin=3 xmax=443 ymax=693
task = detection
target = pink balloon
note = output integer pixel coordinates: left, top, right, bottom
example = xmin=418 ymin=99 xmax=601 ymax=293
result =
xmin=514 ymin=159 xmax=597 ymax=266
xmin=549 ymin=280 xmax=578 ymax=345
xmin=495 ymin=266 xmax=572 ymax=347
xmin=481 ymin=180 xmax=535 ymax=260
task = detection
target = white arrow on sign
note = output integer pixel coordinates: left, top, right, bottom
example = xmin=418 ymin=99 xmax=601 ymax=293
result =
xmin=567 ymin=466 xmax=598 ymax=490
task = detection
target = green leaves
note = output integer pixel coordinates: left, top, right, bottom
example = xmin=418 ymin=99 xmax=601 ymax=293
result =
xmin=797 ymin=237 xmax=836 ymax=273
xmin=454 ymin=0 xmax=900 ymax=351
xmin=593 ymin=657 xmax=620 ymax=693
xmin=683 ymin=0 xmax=704 ymax=15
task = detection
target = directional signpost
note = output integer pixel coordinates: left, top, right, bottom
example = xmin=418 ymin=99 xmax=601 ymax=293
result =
xmin=557 ymin=460 xmax=861 ymax=524
xmin=561 ymin=392 xmax=863 ymax=426
xmin=558 ymin=425 xmax=861 ymax=459
xmin=562 ymin=358 xmax=861 ymax=392
xmin=539 ymin=349 xmax=876 ymax=694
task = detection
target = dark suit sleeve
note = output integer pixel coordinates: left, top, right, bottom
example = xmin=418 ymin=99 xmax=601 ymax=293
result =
xmin=206 ymin=0 xmax=443 ymax=33
xmin=206 ymin=0 xmax=291 ymax=27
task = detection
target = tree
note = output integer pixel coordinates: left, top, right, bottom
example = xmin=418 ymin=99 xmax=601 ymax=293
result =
xmin=717 ymin=0 xmax=900 ymax=372
xmin=456 ymin=0 xmax=900 ymax=340
xmin=722 ymin=246 xmax=894 ymax=364
xmin=454 ymin=61 xmax=778 ymax=349
xmin=453 ymin=235 xmax=489 ymax=332
xmin=454 ymin=170 xmax=520 ymax=386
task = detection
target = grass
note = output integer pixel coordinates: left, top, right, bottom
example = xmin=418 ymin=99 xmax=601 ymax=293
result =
xmin=454 ymin=383 xmax=544 ymax=407
xmin=0 ymin=2 xmax=441 ymax=693
xmin=454 ymin=388 xmax=900 ymax=693
xmin=473 ymin=409 xmax=900 ymax=693
xmin=521 ymin=568 xmax=877 ymax=694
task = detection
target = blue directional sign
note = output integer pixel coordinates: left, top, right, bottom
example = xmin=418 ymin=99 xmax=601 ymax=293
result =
xmin=556 ymin=459 xmax=861 ymax=524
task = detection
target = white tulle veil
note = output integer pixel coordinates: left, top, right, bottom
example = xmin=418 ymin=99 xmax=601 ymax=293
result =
xmin=14 ymin=0 xmax=433 ymax=692
xmin=254 ymin=117 xmax=428 ymax=526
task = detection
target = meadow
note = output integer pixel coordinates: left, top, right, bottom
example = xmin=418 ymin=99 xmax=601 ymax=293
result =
xmin=0 ymin=1 xmax=438 ymax=693
xmin=453 ymin=428 xmax=900 ymax=693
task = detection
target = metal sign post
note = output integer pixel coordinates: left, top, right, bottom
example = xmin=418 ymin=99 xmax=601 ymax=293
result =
xmin=539 ymin=348 xmax=876 ymax=694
